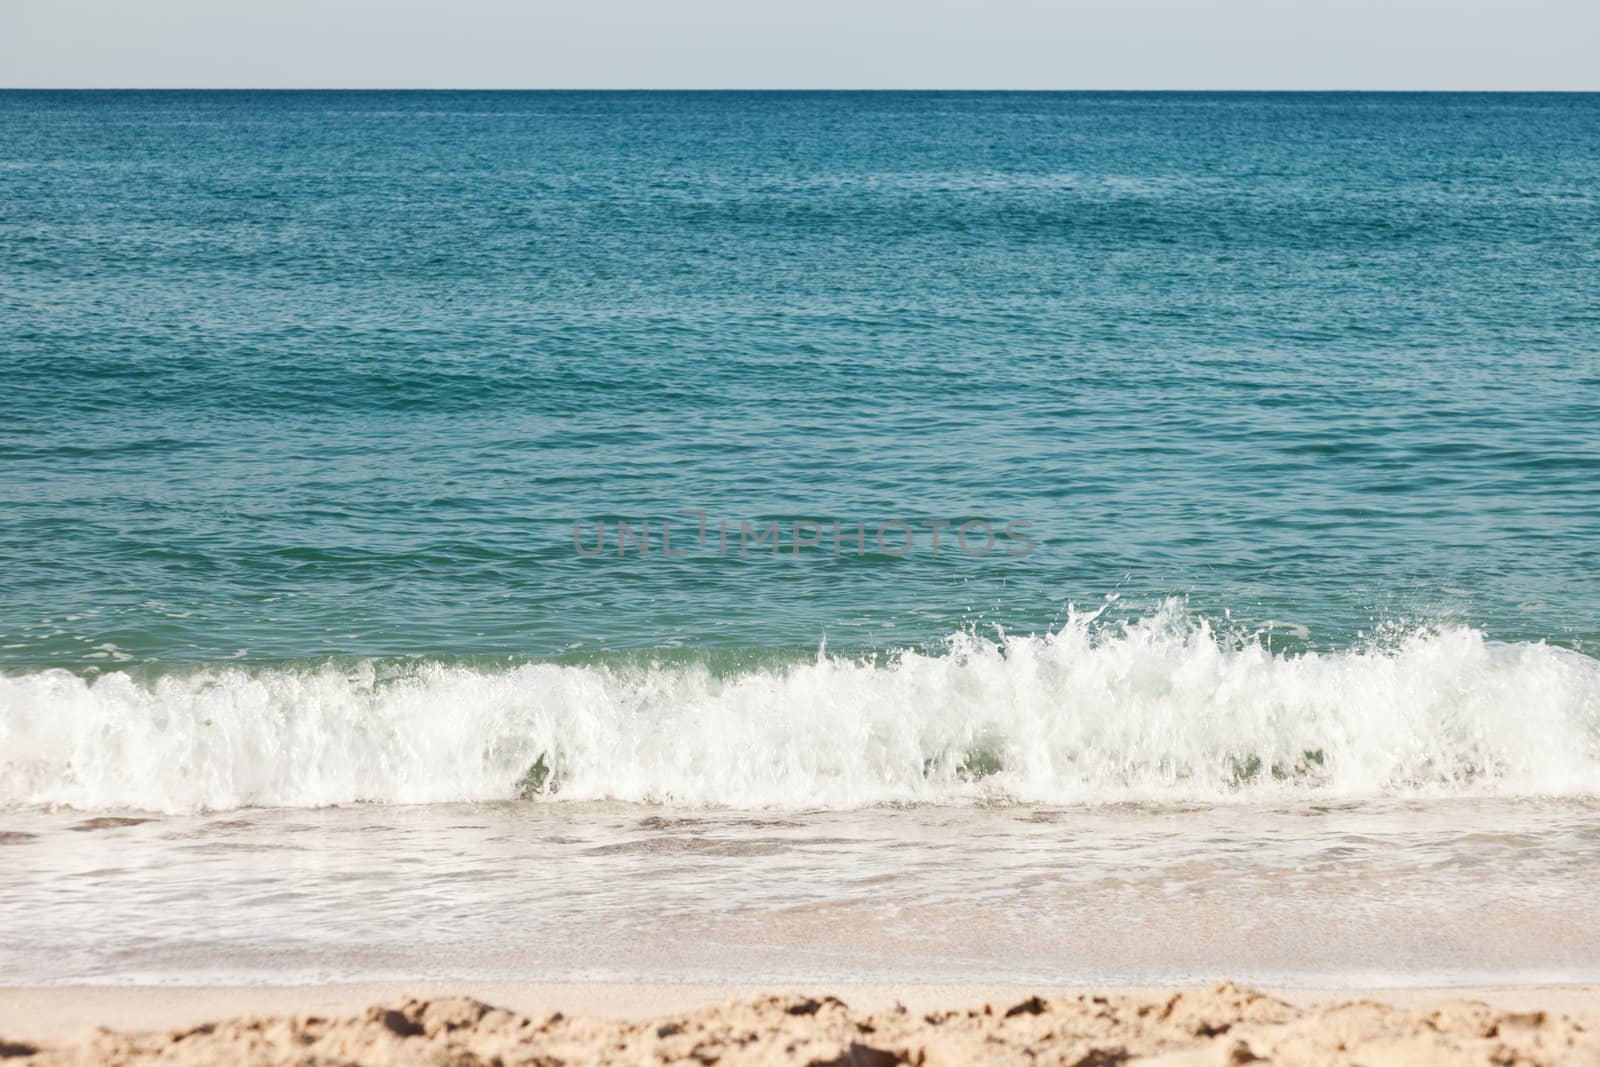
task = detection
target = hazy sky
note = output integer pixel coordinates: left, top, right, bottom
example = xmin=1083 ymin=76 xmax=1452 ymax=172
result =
xmin=3 ymin=0 xmax=1597 ymax=90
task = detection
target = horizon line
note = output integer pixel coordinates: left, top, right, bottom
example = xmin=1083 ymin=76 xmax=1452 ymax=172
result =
xmin=4 ymin=86 xmax=1599 ymax=94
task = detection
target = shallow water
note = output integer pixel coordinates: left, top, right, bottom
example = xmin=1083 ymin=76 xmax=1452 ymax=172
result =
xmin=3 ymin=799 xmax=1598 ymax=987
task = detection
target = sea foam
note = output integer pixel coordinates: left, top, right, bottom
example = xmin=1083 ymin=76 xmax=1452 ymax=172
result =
xmin=3 ymin=604 xmax=1598 ymax=813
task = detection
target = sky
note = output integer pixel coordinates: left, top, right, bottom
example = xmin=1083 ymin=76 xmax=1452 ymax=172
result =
xmin=2 ymin=0 xmax=1598 ymax=90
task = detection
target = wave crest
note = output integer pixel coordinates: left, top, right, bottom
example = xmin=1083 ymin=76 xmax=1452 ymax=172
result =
xmin=3 ymin=604 xmax=1599 ymax=812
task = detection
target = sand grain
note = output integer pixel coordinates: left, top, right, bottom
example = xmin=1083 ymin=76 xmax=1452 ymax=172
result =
xmin=8 ymin=982 xmax=1599 ymax=1066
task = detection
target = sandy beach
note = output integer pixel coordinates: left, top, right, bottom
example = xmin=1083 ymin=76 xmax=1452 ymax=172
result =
xmin=4 ymin=982 xmax=1598 ymax=1065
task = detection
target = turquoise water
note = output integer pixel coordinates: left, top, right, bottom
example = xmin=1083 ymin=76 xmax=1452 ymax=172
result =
xmin=2 ymin=92 xmax=1600 ymax=811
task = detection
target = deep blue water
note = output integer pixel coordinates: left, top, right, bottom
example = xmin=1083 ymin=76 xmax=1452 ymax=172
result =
xmin=3 ymin=91 xmax=1599 ymax=671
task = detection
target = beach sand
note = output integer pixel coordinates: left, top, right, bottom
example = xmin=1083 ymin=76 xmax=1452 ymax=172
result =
xmin=3 ymin=982 xmax=1597 ymax=1065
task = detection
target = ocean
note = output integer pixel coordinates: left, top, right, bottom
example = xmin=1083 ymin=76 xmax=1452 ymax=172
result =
xmin=2 ymin=91 xmax=1599 ymax=986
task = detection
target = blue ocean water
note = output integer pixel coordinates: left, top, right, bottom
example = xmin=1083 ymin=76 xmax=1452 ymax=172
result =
xmin=2 ymin=91 xmax=1600 ymax=811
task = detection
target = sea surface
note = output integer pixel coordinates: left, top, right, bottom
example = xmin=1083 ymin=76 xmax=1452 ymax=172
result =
xmin=2 ymin=91 xmax=1599 ymax=986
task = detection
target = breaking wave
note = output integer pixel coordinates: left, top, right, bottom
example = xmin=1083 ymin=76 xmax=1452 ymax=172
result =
xmin=3 ymin=603 xmax=1599 ymax=812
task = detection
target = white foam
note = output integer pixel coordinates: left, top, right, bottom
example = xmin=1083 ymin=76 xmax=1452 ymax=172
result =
xmin=3 ymin=602 xmax=1598 ymax=813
